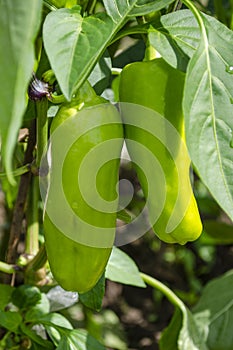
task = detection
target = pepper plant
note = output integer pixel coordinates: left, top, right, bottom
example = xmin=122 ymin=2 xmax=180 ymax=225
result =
xmin=0 ymin=0 xmax=233 ymax=349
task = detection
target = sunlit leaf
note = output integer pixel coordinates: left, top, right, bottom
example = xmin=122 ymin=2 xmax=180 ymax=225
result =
xmin=183 ymin=9 xmax=233 ymax=221
xmin=193 ymin=270 xmax=233 ymax=350
xmin=43 ymin=1 xmax=138 ymax=99
xmin=0 ymin=0 xmax=42 ymax=183
xmin=106 ymin=247 xmax=146 ymax=288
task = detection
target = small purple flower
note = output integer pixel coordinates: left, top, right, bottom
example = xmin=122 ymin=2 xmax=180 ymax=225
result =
xmin=28 ymin=73 xmax=51 ymax=101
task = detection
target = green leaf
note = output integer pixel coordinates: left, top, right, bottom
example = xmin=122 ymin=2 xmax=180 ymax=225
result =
xmin=79 ymin=274 xmax=105 ymax=311
xmin=46 ymin=286 xmax=78 ymax=312
xmin=102 ymin=0 xmax=135 ymax=22
xmin=149 ymin=10 xmax=198 ymax=71
xmin=25 ymin=293 xmax=50 ymax=322
xmin=40 ymin=313 xmax=73 ymax=347
xmin=0 ymin=0 xmax=42 ymax=183
xmin=45 ymin=326 xmax=61 ymax=347
xmin=105 ymin=247 xmax=146 ymax=288
xmin=178 ymin=308 xmax=208 ymax=350
xmin=142 ymin=274 xmax=206 ymax=349
xmin=43 ymin=1 xmax=138 ymax=99
xmin=0 ymin=310 xmax=22 ymax=333
xmin=11 ymin=285 xmax=41 ymax=309
xmin=167 ymin=303 xmax=208 ymax=349
xmin=199 ymin=220 xmax=233 ymax=245
xmin=149 ymin=10 xmax=233 ymax=71
xmin=193 ymin=270 xmax=233 ymax=350
xmin=20 ymin=323 xmax=54 ymax=349
xmin=30 ymin=342 xmax=50 ymax=350
xmin=183 ymin=6 xmax=233 ymax=221
xmin=57 ymin=329 xmax=106 ymax=350
xmin=161 ymin=300 xmax=208 ymax=350
xmin=0 ymin=175 xmax=18 ymax=209
xmin=88 ymin=51 xmax=112 ymax=95
xmin=0 ymin=284 xmax=14 ymax=311
xmin=159 ymin=308 xmax=181 ymax=350
xmin=30 ymin=342 xmax=49 ymax=350
xmin=38 ymin=312 xmax=73 ymax=329
xmin=129 ymin=0 xmax=175 ymax=16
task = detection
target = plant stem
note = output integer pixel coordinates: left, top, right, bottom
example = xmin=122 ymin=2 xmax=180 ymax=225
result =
xmin=0 ymin=164 xmax=30 ymax=178
xmin=172 ymin=0 xmax=182 ymax=12
xmin=49 ymin=93 xmax=67 ymax=104
xmin=6 ymin=120 xmax=36 ymax=266
xmin=144 ymin=43 xmax=157 ymax=61
xmin=24 ymin=244 xmax=47 ymax=285
xmin=88 ymin=0 xmax=97 ymax=14
xmin=78 ymin=0 xmax=89 ymax=15
xmin=111 ymin=68 xmax=122 ymax=75
xmin=25 ymin=98 xmax=48 ymax=258
xmin=43 ymin=0 xmax=57 ymax=11
xmin=0 ymin=261 xmax=15 ymax=274
xmin=25 ymin=176 xmax=39 ymax=256
xmin=26 ymin=244 xmax=47 ymax=272
xmin=36 ymin=98 xmax=48 ymax=169
xmin=140 ymin=273 xmax=186 ymax=313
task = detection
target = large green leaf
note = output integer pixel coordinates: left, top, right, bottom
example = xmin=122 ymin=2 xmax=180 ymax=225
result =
xmin=25 ymin=294 xmax=50 ymax=322
xmin=105 ymin=247 xmax=146 ymax=288
xmin=20 ymin=323 xmax=54 ymax=349
xmin=142 ymin=274 xmax=206 ymax=350
xmin=200 ymin=220 xmax=233 ymax=245
xmin=149 ymin=10 xmax=233 ymax=72
xmin=79 ymin=274 xmax=105 ymax=312
xmin=46 ymin=286 xmax=78 ymax=312
xmin=38 ymin=312 xmax=73 ymax=345
xmin=159 ymin=305 xmax=207 ymax=350
xmin=38 ymin=312 xmax=73 ymax=329
xmin=193 ymin=270 xmax=233 ymax=350
xmin=39 ymin=312 xmax=73 ymax=346
xmin=0 ymin=284 xmax=14 ymax=311
xmin=149 ymin=9 xmax=200 ymax=70
xmin=0 ymin=310 xmax=22 ymax=333
xmin=57 ymin=329 xmax=105 ymax=350
xmin=43 ymin=1 xmax=138 ymax=99
xmin=183 ymin=4 xmax=233 ymax=221
xmin=129 ymin=0 xmax=175 ymax=16
xmin=159 ymin=308 xmax=181 ymax=350
xmin=0 ymin=0 xmax=42 ymax=183
xmin=88 ymin=51 xmax=112 ymax=95
xmin=178 ymin=308 xmax=208 ymax=350
xmin=11 ymin=285 xmax=41 ymax=309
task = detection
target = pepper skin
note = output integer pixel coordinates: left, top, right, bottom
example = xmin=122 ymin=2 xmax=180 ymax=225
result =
xmin=43 ymin=85 xmax=123 ymax=292
xmin=119 ymin=58 xmax=202 ymax=244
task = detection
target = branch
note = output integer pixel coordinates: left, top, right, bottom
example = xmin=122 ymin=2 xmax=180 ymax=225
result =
xmin=0 ymin=261 xmax=16 ymax=274
xmin=6 ymin=119 xmax=36 ymax=265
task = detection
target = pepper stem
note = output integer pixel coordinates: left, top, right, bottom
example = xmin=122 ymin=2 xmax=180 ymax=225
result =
xmin=25 ymin=176 xmax=39 ymax=255
xmin=140 ymin=273 xmax=186 ymax=312
xmin=0 ymin=261 xmax=15 ymax=274
xmin=36 ymin=98 xmax=48 ymax=168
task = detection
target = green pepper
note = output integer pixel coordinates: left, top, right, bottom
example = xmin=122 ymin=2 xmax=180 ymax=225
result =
xmin=119 ymin=58 xmax=202 ymax=244
xmin=43 ymin=83 xmax=123 ymax=292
